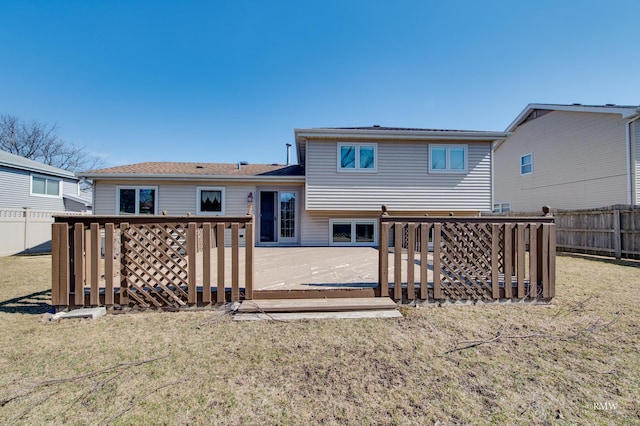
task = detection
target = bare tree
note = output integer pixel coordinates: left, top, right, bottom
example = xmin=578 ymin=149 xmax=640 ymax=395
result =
xmin=0 ymin=114 xmax=104 ymax=172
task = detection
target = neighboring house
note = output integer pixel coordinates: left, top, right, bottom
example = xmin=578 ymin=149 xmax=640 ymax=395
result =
xmin=493 ymin=103 xmax=640 ymax=212
xmin=0 ymin=149 xmax=92 ymax=255
xmin=82 ymin=126 xmax=508 ymax=247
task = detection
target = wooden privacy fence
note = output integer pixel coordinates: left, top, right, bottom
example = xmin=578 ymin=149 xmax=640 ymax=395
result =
xmin=378 ymin=213 xmax=556 ymax=303
xmin=51 ymin=215 xmax=254 ymax=310
xmin=553 ymin=205 xmax=640 ymax=259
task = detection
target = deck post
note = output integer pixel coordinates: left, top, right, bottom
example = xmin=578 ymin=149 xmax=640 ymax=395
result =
xmin=379 ymin=222 xmax=390 ymax=297
xmin=231 ymin=223 xmax=240 ymax=302
xmin=516 ymin=223 xmax=525 ymax=298
xmin=419 ymin=223 xmax=428 ymax=301
xmin=393 ymin=223 xmax=403 ymax=301
xmin=529 ymin=223 xmax=538 ymax=299
xmin=548 ymin=223 xmax=556 ymax=298
xmin=491 ymin=224 xmax=500 ymax=299
xmin=104 ymin=223 xmax=115 ymax=306
xmin=202 ymin=223 xmax=212 ymax=304
xmin=503 ymin=223 xmax=513 ymax=298
xmin=73 ymin=223 xmax=85 ymax=306
xmin=406 ymin=223 xmax=416 ymax=301
xmin=187 ymin=222 xmax=197 ymax=305
xmin=216 ymin=223 xmax=225 ymax=304
xmin=433 ymin=223 xmax=442 ymax=299
xmin=119 ymin=222 xmax=130 ymax=306
xmin=245 ymin=217 xmax=254 ymax=300
xmin=90 ymin=223 xmax=100 ymax=306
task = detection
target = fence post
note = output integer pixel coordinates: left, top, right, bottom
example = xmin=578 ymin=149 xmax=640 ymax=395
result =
xmin=23 ymin=207 xmax=30 ymax=251
xmin=613 ymin=208 xmax=622 ymax=259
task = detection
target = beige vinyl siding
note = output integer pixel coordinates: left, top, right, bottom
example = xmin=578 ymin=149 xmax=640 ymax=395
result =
xmin=93 ymin=180 xmax=257 ymax=215
xmin=305 ymin=140 xmax=492 ymax=212
xmin=301 ymin=211 xmax=381 ymax=246
xmin=494 ymin=111 xmax=629 ymax=211
xmin=634 ymin=121 xmax=640 ymax=204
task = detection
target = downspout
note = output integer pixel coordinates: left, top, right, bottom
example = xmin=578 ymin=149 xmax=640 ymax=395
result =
xmin=626 ymin=114 xmax=640 ymax=205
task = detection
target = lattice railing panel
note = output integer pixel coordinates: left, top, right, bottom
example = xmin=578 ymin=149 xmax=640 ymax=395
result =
xmin=122 ymin=223 xmax=191 ymax=308
xmin=439 ymin=222 xmax=494 ymax=300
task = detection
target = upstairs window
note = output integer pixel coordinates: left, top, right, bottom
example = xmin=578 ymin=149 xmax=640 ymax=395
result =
xmin=429 ymin=144 xmax=468 ymax=173
xmin=31 ymin=175 xmax=61 ymax=197
xmin=117 ymin=187 xmax=157 ymax=215
xmin=197 ymin=187 xmax=225 ymax=215
xmin=338 ymin=143 xmax=377 ymax=172
xmin=520 ymin=153 xmax=533 ymax=175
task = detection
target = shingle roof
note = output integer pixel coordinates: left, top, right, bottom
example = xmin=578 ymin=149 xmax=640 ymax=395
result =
xmin=82 ymin=162 xmax=304 ymax=177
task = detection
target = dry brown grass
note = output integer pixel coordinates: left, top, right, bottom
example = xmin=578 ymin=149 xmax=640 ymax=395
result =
xmin=1 ymin=253 xmax=639 ymax=425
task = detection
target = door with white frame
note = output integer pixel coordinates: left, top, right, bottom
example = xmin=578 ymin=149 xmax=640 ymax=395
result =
xmin=258 ymin=189 xmax=299 ymax=245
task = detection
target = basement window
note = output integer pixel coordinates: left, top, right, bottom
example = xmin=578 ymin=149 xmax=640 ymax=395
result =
xmin=329 ymin=219 xmax=377 ymax=246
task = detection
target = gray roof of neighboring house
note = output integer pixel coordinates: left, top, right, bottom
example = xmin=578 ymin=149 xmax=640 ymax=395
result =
xmin=80 ymin=162 xmax=305 ymax=180
xmin=506 ymin=103 xmax=640 ymax=132
xmin=0 ymin=149 xmax=77 ymax=179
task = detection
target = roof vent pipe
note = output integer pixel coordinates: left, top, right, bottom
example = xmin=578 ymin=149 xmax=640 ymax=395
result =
xmin=286 ymin=143 xmax=292 ymax=166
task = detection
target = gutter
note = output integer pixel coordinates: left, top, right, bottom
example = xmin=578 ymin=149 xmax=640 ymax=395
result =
xmin=79 ymin=173 xmax=306 ymax=183
xmin=294 ymin=128 xmax=510 ymax=141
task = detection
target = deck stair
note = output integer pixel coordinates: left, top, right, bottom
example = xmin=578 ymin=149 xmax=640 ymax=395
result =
xmin=234 ymin=297 xmax=401 ymax=321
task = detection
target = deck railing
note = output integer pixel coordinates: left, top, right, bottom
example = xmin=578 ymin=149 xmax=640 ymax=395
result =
xmin=51 ymin=215 xmax=254 ymax=310
xmin=378 ymin=210 xmax=556 ymax=303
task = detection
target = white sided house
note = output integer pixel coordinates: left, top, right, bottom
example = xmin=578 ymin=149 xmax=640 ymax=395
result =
xmin=0 ymin=149 xmax=92 ymax=255
xmin=83 ymin=126 xmax=509 ymax=247
xmin=493 ymin=104 xmax=640 ymax=212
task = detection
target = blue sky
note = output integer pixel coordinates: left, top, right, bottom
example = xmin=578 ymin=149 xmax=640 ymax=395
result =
xmin=1 ymin=0 xmax=638 ymax=167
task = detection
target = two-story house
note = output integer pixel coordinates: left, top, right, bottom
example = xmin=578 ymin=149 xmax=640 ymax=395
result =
xmin=493 ymin=103 xmax=640 ymax=212
xmin=81 ymin=126 xmax=509 ymax=246
xmin=0 ymin=149 xmax=92 ymax=255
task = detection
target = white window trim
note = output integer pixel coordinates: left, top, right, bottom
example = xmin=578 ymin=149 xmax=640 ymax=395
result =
xmin=329 ymin=219 xmax=378 ymax=246
xmin=116 ymin=186 xmax=159 ymax=215
xmin=428 ymin=144 xmax=468 ymax=174
xmin=493 ymin=202 xmax=511 ymax=213
xmin=30 ymin=174 xmax=62 ymax=198
xmin=196 ymin=187 xmax=226 ymax=215
xmin=337 ymin=143 xmax=378 ymax=173
xmin=520 ymin=153 xmax=533 ymax=176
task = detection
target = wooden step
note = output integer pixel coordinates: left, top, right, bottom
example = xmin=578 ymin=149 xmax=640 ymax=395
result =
xmin=234 ymin=310 xmax=402 ymax=321
xmin=252 ymin=288 xmax=376 ymax=300
xmin=238 ymin=297 xmax=397 ymax=313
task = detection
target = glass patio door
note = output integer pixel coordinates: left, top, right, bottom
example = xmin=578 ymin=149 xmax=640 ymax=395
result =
xmin=259 ymin=190 xmax=298 ymax=244
xmin=278 ymin=191 xmax=296 ymax=243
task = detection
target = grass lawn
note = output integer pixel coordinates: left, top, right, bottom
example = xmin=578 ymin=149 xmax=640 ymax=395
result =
xmin=0 ymin=254 xmax=639 ymax=425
